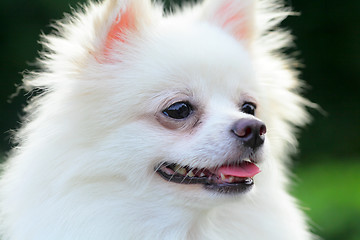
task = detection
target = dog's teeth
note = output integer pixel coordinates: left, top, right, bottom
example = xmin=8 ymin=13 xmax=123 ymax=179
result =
xmin=199 ymin=172 xmax=205 ymax=177
xmin=188 ymin=170 xmax=195 ymax=177
xmin=173 ymin=164 xmax=181 ymax=171
xmin=228 ymin=176 xmax=234 ymax=183
xmin=221 ymin=173 xmax=226 ymax=181
xmin=176 ymin=167 xmax=187 ymax=176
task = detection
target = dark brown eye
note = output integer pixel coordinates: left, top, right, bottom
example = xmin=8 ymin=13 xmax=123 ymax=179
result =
xmin=163 ymin=102 xmax=193 ymax=119
xmin=241 ymin=102 xmax=256 ymax=115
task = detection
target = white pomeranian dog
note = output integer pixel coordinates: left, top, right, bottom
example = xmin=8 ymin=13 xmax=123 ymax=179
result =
xmin=0 ymin=0 xmax=315 ymax=239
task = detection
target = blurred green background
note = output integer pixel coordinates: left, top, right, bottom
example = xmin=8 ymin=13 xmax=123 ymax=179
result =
xmin=0 ymin=0 xmax=359 ymax=239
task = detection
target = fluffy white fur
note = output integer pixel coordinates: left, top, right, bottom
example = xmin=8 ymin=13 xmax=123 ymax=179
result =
xmin=0 ymin=0 xmax=315 ymax=239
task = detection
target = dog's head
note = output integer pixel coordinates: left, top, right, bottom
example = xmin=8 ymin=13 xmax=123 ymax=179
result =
xmin=30 ymin=0 xmax=310 ymax=204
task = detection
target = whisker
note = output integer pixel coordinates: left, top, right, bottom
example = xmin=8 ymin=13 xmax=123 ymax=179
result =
xmin=179 ymin=166 xmax=196 ymax=184
xmin=168 ymin=165 xmax=178 ymax=182
xmin=150 ymin=162 xmax=171 ymax=181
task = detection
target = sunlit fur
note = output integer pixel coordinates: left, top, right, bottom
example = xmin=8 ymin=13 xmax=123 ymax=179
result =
xmin=0 ymin=0 xmax=315 ymax=239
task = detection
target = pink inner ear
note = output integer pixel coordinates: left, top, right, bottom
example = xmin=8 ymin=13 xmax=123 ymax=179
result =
xmin=216 ymin=1 xmax=249 ymax=40
xmin=103 ymin=8 xmax=134 ymax=57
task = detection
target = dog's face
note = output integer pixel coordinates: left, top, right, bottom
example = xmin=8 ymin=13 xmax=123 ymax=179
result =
xmin=145 ymin=26 xmax=266 ymax=195
xmin=86 ymin=19 xmax=269 ymax=202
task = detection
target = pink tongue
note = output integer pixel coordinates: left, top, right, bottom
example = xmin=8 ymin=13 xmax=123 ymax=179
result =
xmin=217 ymin=162 xmax=261 ymax=178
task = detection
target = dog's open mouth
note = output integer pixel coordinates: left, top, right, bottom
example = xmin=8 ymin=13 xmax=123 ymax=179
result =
xmin=155 ymin=160 xmax=260 ymax=194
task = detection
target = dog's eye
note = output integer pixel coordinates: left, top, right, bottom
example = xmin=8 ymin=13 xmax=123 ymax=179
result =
xmin=163 ymin=102 xmax=193 ymax=119
xmin=241 ymin=102 xmax=256 ymax=115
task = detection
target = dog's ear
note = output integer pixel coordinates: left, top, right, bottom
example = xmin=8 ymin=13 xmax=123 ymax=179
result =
xmin=200 ymin=0 xmax=255 ymax=46
xmin=94 ymin=0 xmax=159 ymax=62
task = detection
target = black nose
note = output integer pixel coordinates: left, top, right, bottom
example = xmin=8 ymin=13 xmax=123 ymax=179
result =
xmin=231 ymin=119 xmax=267 ymax=149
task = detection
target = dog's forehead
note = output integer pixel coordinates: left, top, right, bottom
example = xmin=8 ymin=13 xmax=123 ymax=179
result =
xmin=136 ymin=21 xmax=258 ymax=98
